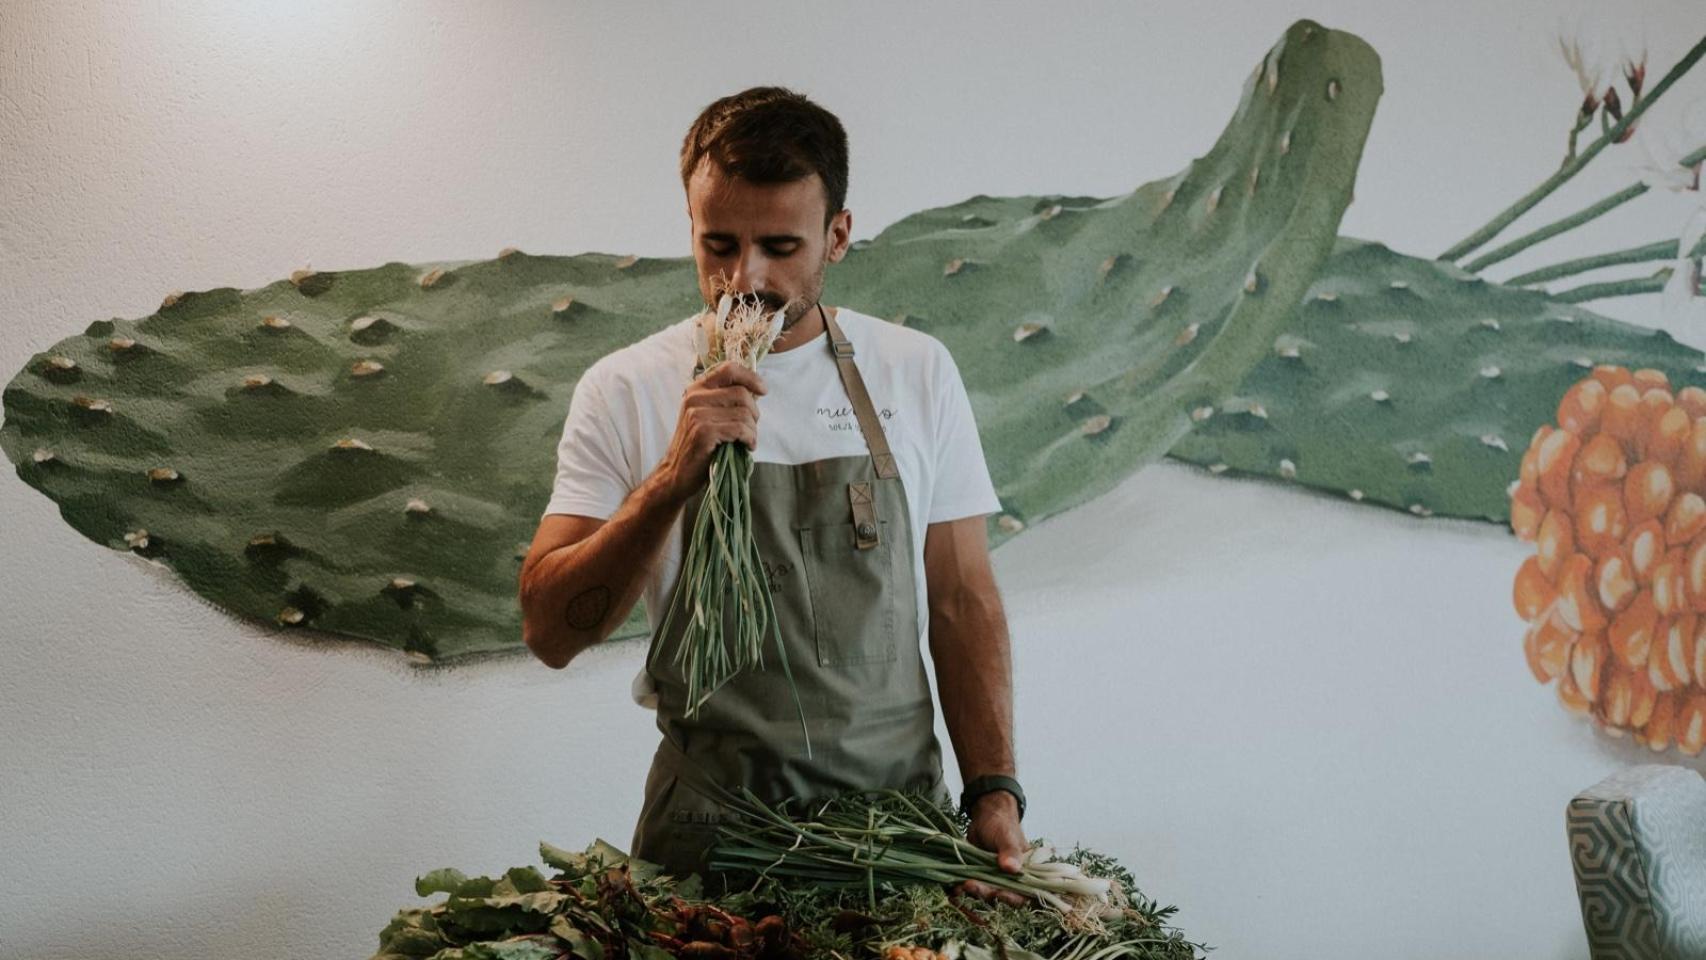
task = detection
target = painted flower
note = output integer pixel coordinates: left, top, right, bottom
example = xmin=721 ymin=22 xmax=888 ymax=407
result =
xmin=1630 ymin=102 xmax=1706 ymax=328
xmin=1556 ymin=18 xmax=1651 ymax=142
xmin=1558 ymin=31 xmax=1604 ymax=119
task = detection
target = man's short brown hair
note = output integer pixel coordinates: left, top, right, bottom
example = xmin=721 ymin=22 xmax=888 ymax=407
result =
xmin=680 ymin=86 xmax=848 ymax=228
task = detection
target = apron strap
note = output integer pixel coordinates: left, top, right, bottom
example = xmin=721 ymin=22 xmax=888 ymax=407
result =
xmin=821 ymin=304 xmax=896 ymax=551
xmin=821 ymin=305 xmax=899 ymax=481
xmin=847 ymin=480 xmax=879 ymax=551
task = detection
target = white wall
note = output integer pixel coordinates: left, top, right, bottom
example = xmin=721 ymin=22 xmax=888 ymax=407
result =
xmin=4 ymin=2 xmax=1705 ymax=958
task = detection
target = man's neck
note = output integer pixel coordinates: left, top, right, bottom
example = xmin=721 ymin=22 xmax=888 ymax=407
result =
xmin=768 ymin=304 xmax=836 ymax=354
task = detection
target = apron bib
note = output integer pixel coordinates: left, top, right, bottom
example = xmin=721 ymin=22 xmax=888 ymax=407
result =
xmin=631 ymin=306 xmax=948 ymax=884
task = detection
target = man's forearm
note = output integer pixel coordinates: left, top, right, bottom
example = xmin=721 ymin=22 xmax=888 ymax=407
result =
xmin=927 ymin=583 xmax=1016 ymax=781
xmin=520 ymin=470 xmax=685 ymax=667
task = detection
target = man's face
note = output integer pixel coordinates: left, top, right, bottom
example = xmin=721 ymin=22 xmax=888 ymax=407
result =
xmin=686 ymin=158 xmax=850 ymax=331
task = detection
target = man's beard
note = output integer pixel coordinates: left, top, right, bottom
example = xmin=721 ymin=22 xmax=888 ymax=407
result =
xmin=779 ymin=299 xmax=812 ymax=332
xmin=779 ymin=266 xmax=827 ymax=332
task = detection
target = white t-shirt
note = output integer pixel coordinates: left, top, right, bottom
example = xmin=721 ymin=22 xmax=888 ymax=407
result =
xmin=541 ymin=305 xmax=1003 ymax=709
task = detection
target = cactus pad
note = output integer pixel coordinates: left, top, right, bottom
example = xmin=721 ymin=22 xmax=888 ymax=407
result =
xmin=3 ymin=19 xmax=1382 ymax=660
xmin=1165 ymin=238 xmax=1706 ymax=522
xmin=825 ymin=19 xmax=1383 ymax=543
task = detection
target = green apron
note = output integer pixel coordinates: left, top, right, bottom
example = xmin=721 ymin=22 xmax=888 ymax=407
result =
xmin=631 ymin=305 xmax=948 ymax=884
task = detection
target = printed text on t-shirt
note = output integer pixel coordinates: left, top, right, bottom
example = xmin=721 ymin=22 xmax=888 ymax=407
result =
xmin=818 ymin=405 xmax=897 ymax=433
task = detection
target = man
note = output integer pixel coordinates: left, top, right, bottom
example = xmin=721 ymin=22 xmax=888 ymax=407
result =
xmin=518 ymin=86 xmax=1026 ymax=903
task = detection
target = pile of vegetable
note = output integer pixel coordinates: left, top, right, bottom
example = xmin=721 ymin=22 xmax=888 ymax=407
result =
xmin=712 ymin=789 xmax=1135 ymax=923
xmin=371 ymin=792 xmax=1203 ymax=960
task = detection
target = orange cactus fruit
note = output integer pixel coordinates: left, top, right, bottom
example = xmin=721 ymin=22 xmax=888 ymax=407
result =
xmin=1608 ymin=589 xmax=1658 ymax=669
xmin=1625 ymin=461 xmax=1677 ymax=526
xmin=1681 ymin=418 xmax=1706 ymax=491
xmin=1557 ymin=554 xmax=1608 ymax=632
xmin=1686 ymin=536 xmax=1706 ymax=614
xmin=1680 ymin=386 xmax=1706 ymax=419
xmin=1602 ymin=384 xmax=1645 ymax=445
xmin=1573 ymin=483 xmax=1629 ymax=559
xmin=1651 ymin=407 xmax=1693 ymax=467
xmin=1653 ymin=548 xmax=1688 ymax=616
xmin=1694 ymin=617 xmax=1706 ymax=689
xmin=1636 ymin=389 xmax=1677 ymax=459
xmin=1601 ymin=664 xmax=1635 ymax=730
xmin=1630 ymin=667 xmax=1659 ymax=728
xmin=1524 ymin=602 xmax=1577 ymax=683
xmin=1650 ymin=613 xmax=1696 ymax=692
xmin=1515 ymin=367 xmax=1706 ymax=752
xmin=1626 ymin=519 xmax=1667 ymax=583
xmin=1573 ymin=432 xmax=1628 ymax=486
xmin=1558 ymin=666 xmax=1594 ymax=715
xmin=1521 ymin=425 xmax=1552 ymax=489
xmin=1557 ymin=379 xmax=1608 ymax=435
xmin=1537 ymin=510 xmax=1576 ymax=579
xmin=1665 ymin=492 xmax=1706 ymax=544
xmin=1595 ymin=553 xmax=1637 ymax=614
xmin=1677 ymin=692 xmax=1706 ymax=756
xmin=1511 ymin=484 xmax=1545 ymax=541
xmin=1593 ymin=365 xmax=1636 ymax=393
xmin=1643 ymin=692 xmax=1680 ymax=751
xmin=1571 ymin=630 xmax=1609 ymax=704
xmin=1633 ymin=368 xmax=1673 ymax=393
xmin=1537 ymin=429 xmax=1583 ymax=508
xmin=1513 ymin=555 xmax=1558 ymax=621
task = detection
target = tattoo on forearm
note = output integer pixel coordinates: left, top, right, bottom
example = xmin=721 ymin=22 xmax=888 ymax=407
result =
xmin=564 ymin=586 xmax=612 ymax=631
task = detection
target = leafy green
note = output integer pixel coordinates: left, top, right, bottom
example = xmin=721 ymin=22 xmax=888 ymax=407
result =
xmin=415 ymin=868 xmax=471 ymax=898
xmin=376 ymin=822 xmax=1203 ymax=960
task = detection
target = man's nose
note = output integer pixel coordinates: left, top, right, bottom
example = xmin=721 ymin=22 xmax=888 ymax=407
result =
xmin=729 ymin=248 xmax=766 ymax=295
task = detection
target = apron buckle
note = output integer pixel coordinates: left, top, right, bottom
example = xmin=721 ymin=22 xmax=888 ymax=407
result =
xmin=849 ymin=481 xmax=880 ymax=550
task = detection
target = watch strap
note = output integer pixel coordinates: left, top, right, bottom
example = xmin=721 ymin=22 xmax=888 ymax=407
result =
xmin=960 ymin=774 xmax=1026 ymax=822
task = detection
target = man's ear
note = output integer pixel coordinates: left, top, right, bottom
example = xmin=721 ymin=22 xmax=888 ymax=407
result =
xmin=826 ymin=209 xmax=852 ymax=264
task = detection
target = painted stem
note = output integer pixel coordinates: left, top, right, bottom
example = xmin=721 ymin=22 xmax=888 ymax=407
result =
xmin=1464 ymin=184 xmax=1647 ymax=273
xmin=1551 ymin=272 xmax=1672 ymax=303
xmin=1438 ymin=34 xmax=1706 ymax=264
xmin=1469 ymin=142 xmax=1706 ymax=275
xmin=1508 ymin=234 xmax=1706 ymax=286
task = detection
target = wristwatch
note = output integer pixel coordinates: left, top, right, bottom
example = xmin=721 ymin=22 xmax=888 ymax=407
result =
xmin=960 ymin=774 xmax=1026 ymax=822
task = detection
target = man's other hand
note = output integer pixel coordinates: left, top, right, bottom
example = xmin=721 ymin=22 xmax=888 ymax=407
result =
xmin=954 ymin=790 xmax=1028 ymax=907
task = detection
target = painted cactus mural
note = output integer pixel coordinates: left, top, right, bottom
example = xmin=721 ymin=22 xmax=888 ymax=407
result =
xmin=1166 ymin=34 xmax=1706 ymax=520
xmin=2 ymin=7 xmax=1703 ymax=743
xmin=4 ymin=256 xmax=704 ymax=662
xmin=0 ymin=19 xmax=1381 ymax=661
xmin=1454 ymin=34 xmax=1706 ymax=756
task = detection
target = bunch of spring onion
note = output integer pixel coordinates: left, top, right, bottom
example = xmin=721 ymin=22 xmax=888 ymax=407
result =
xmin=708 ymin=788 xmax=1134 ymax=929
xmin=650 ymin=291 xmax=811 ymax=754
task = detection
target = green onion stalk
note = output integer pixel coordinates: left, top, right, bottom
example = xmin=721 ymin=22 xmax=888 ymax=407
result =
xmin=651 ymin=291 xmax=812 ymax=756
xmin=709 ymin=787 xmax=1136 ymax=931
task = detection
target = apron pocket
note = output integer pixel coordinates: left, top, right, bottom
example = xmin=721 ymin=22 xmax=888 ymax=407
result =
xmin=797 ymin=519 xmax=899 ymax=668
